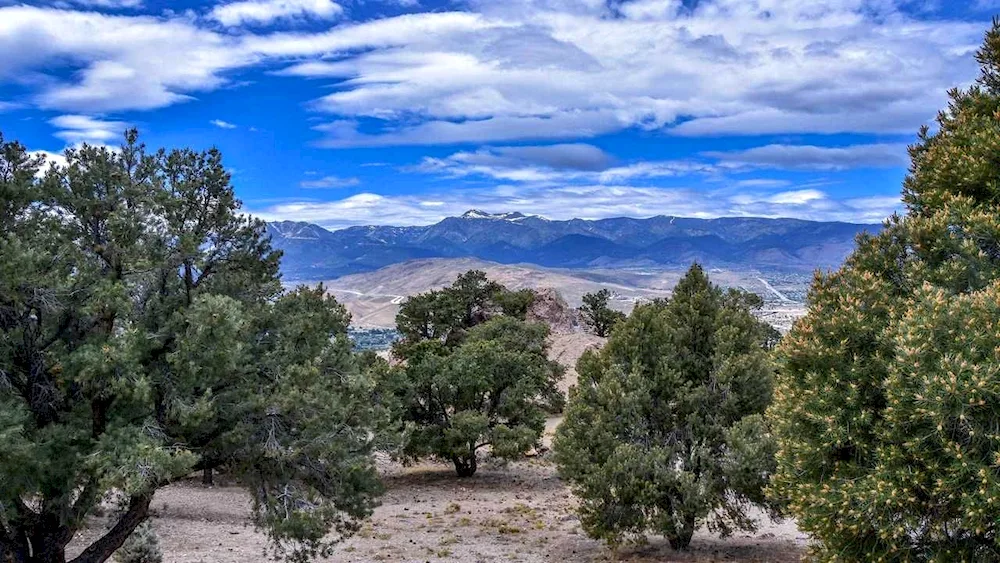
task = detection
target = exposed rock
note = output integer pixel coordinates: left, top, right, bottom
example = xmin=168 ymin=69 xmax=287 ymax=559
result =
xmin=526 ymin=287 xmax=577 ymax=334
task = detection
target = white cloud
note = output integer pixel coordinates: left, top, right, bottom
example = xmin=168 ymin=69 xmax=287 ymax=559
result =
xmin=766 ymin=189 xmax=828 ymax=205
xmin=283 ymin=0 xmax=983 ymax=145
xmin=706 ymin=143 xmax=909 ymax=170
xmin=209 ymin=0 xmax=343 ymax=27
xmin=49 ymin=114 xmax=128 ymax=145
xmin=0 ymin=1 xmax=985 ymax=143
xmin=415 ymin=141 xmax=897 ymax=185
xmin=251 ymin=183 xmax=902 ymax=230
xmin=735 ymin=179 xmax=793 ymax=189
xmin=210 ymin=119 xmax=238 ymax=128
xmin=416 ymin=143 xmax=617 ymax=182
xmin=27 ymin=150 xmax=68 ymax=177
xmin=300 ymin=175 xmax=361 ymax=188
xmin=418 ymin=144 xmax=715 ymax=184
xmin=313 ymin=112 xmax=626 ymax=147
xmin=0 ymin=5 xmax=253 ymax=113
xmin=73 ymin=0 xmax=143 ymax=7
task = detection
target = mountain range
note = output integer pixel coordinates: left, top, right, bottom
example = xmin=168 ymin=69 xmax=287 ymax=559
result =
xmin=266 ymin=210 xmax=880 ymax=281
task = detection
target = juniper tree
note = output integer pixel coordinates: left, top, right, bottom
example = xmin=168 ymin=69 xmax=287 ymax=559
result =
xmin=394 ymin=270 xmax=512 ymax=350
xmin=555 ymin=264 xmax=778 ymax=550
xmin=579 ymin=289 xmax=625 ymax=337
xmin=769 ymin=20 xmax=1000 ymax=562
xmin=0 ymin=131 xmax=382 ymax=563
xmin=383 ymin=272 xmax=561 ymax=476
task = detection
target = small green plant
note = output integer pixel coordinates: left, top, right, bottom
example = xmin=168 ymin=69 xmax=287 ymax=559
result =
xmin=114 ymin=522 xmax=163 ymax=563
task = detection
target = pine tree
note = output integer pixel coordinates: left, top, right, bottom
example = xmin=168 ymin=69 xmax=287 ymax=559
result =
xmin=0 ymin=131 xmax=382 ymax=563
xmin=579 ymin=289 xmax=626 ymax=337
xmin=769 ymin=19 xmax=1000 ymax=561
xmin=554 ymin=264 xmax=778 ymax=550
xmin=382 ymin=272 xmax=562 ymax=476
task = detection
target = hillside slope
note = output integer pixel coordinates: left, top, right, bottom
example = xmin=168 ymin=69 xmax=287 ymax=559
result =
xmin=323 ymin=257 xmax=806 ymax=331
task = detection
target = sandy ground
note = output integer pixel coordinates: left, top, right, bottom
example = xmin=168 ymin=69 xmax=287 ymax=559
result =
xmin=70 ymin=459 xmax=807 ymax=563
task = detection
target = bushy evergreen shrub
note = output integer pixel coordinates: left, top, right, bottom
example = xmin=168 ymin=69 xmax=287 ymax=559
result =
xmin=115 ymin=523 xmax=163 ymax=563
xmin=555 ymin=264 xmax=778 ymax=550
xmin=769 ymin=20 xmax=1000 ymax=561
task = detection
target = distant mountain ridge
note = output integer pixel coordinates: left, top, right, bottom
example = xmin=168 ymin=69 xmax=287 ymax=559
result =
xmin=266 ymin=211 xmax=880 ymax=281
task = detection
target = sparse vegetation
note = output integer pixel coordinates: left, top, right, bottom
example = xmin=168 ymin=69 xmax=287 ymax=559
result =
xmin=556 ymin=264 xmax=779 ymax=550
xmin=769 ymin=20 xmax=1000 ymax=562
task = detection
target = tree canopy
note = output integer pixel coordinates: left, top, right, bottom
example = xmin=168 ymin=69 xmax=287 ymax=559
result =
xmin=769 ymin=19 xmax=1000 ymax=561
xmin=0 ymin=131 xmax=382 ymax=563
xmin=555 ymin=264 xmax=778 ymax=550
xmin=579 ymin=289 xmax=625 ymax=337
xmin=381 ymin=271 xmax=562 ymax=476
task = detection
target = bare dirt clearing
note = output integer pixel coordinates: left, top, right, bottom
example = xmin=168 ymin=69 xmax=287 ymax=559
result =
xmin=71 ymin=460 xmax=806 ymax=563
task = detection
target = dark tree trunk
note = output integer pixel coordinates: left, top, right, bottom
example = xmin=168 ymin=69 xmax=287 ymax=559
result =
xmin=1 ymin=533 xmax=31 ymax=563
xmin=667 ymin=511 xmax=697 ymax=551
xmin=452 ymin=454 xmax=477 ymax=478
xmin=202 ymin=467 xmax=214 ymax=487
xmin=29 ymin=534 xmax=67 ymax=563
xmin=68 ymin=493 xmax=152 ymax=563
xmin=0 ymin=528 xmax=70 ymax=563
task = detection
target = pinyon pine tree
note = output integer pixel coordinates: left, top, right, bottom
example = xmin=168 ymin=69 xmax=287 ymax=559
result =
xmin=382 ymin=271 xmax=562 ymax=476
xmin=579 ymin=289 xmax=626 ymax=337
xmin=0 ymin=131 xmax=382 ymax=563
xmin=769 ymin=20 xmax=1000 ymax=562
xmin=555 ymin=264 xmax=778 ymax=550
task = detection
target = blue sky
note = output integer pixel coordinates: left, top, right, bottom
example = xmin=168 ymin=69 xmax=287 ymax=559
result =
xmin=0 ymin=0 xmax=996 ymax=229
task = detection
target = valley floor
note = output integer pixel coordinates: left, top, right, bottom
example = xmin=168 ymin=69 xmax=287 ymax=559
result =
xmin=70 ymin=459 xmax=807 ymax=563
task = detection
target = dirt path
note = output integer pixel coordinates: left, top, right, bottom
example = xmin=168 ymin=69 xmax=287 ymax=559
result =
xmin=71 ymin=460 xmax=807 ymax=562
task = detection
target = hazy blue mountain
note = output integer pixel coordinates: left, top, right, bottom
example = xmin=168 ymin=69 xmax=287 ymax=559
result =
xmin=266 ymin=211 xmax=880 ymax=281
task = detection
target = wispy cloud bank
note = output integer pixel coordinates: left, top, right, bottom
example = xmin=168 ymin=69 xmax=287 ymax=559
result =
xmin=300 ymin=175 xmax=361 ymax=188
xmin=49 ymin=114 xmax=128 ymax=145
xmin=706 ymin=144 xmax=910 ymax=171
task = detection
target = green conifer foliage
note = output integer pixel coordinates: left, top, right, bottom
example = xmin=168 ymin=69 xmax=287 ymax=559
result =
xmin=769 ymin=20 xmax=1000 ymax=561
xmin=579 ymin=289 xmax=626 ymax=337
xmin=555 ymin=264 xmax=778 ymax=550
xmin=0 ymin=131 xmax=382 ymax=563
xmin=114 ymin=523 xmax=162 ymax=563
xmin=382 ymin=272 xmax=562 ymax=477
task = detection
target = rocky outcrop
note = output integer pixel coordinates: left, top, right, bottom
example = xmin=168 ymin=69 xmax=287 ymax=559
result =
xmin=526 ymin=287 xmax=577 ymax=334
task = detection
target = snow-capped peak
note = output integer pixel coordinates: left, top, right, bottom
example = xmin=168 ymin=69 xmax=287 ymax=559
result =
xmin=460 ymin=210 xmax=534 ymax=221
